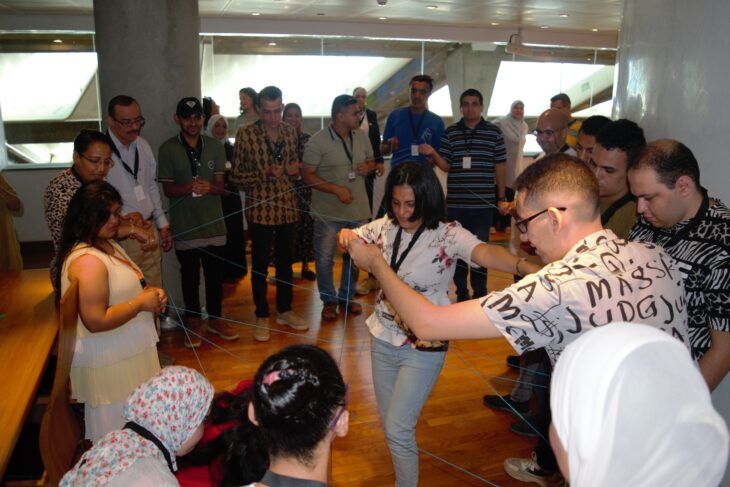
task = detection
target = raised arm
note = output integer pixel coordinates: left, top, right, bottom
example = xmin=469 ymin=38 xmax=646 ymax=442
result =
xmin=347 ymin=239 xmax=503 ymax=341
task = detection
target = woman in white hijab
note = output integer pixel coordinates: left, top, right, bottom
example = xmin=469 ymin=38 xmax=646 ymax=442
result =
xmin=550 ymin=322 xmax=728 ymax=487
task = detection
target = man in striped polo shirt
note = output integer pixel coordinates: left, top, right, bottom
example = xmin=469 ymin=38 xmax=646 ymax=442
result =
xmin=421 ymin=88 xmax=507 ymax=301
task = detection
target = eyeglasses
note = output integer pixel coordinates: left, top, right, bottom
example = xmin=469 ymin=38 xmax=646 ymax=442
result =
xmin=112 ymin=116 xmax=146 ymax=128
xmin=515 ymin=207 xmax=566 ymax=233
xmin=80 ymin=154 xmax=115 ymax=168
xmin=329 ymin=384 xmax=350 ymax=430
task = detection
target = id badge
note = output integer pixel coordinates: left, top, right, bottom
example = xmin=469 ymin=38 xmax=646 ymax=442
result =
xmin=134 ymin=184 xmax=147 ymax=201
xmin=462 ymin=156 xmax=472 ymax=169
xmin=411 ymin=144 xmax=419 ymax=157
xmin=348 ymin=170 xmax=357 ymax=181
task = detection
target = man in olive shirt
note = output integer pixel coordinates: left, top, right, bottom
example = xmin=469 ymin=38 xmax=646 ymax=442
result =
xmin=158 ymin=97 xmax=239 ymax=347
xmin=302 ymin=94 xmax=376 ymax=321
xmin=589 ymin=119 xmax=645 ymax=239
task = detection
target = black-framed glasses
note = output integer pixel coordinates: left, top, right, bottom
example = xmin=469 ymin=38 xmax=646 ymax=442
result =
xmin=515 ymin=207 xmax=566 ymax=233
xmin=112 ymin=116 xmax=146 ymax=128
xmin=80 ymin=154 xmax=115 ymax=168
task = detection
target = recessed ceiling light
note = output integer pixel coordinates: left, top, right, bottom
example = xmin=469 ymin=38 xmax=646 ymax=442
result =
xmin=490 ymin=22 xmax=500 ymax=26
xmin=268 ymin=42 xmax=277 ymax=46
xmin=379 ymin=16 xmax=388 ymax=20
xmin=592 ymin=28 xmax=599 ymax=32
xmin=559 ymin=13 xmax=569 ymax=18
xmin=316 ymin=12 xmax=325 ymax=16
xmin=426 ymin=5 xmax=438 ymax=9
xmin=540 ymin=25 xmax=549 ymax=29
xmin=52 ymin=39 xmax=63 ymax=43
xmin=251 ymin=12 xmax=260 ymax=16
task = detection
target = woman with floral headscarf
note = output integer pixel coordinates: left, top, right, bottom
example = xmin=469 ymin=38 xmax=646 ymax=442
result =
xmin=61 ymin=366 xmax=214 ymax=487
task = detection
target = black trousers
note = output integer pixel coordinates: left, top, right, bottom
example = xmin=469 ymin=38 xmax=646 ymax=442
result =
xmin=175 ymin=245 xmax=225 ymax=319
xmin=531 ymin=349 xmax=558 ymax=472
xmin=249 ymin=222 xmax=294 ymax=317
xmin=221 ymin=183 xmax=247 ymax=278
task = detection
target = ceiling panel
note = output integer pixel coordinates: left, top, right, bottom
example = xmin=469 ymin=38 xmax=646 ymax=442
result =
xmin=0 ymin=0 xmax=623 ymax=35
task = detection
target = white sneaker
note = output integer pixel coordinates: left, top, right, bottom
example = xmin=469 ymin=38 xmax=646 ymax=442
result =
xmin=355 ymin=275 xmax=378 ymax=295
xmin=275 ymin=310 xmax=309 ymax=331
xmin=253 ymin=317 xmax=270 ymax=342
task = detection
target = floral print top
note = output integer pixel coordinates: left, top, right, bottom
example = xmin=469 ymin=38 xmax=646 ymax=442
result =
xmin=60 ymin=366 xmax=214 ymax=486
xmin=354 ymin=216 xmax=481 ymax=348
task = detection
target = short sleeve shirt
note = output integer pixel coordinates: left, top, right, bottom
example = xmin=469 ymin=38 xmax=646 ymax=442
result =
xmin=382 ymin=108 xmax=445 ymax=167
xmin=157 ymin=134 xmax=226 ymax=241
xmin=629 ymin=199 xmax=730 ymax=358
xmin=354 ymin=217 xmax=481 ymax=347
xmin=439 ymin=118 xmax=507 ymax=208
xmin=303 ymin=126 xmax=373 ymax=222
xmin=482 ymin=229 xmax=691 ymax=364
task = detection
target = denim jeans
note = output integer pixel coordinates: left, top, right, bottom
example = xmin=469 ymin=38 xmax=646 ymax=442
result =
xmin=447 ymin=207 xmax=492 ymax=300
xmin=313 ymin=219 xmax=364 ymax=304
xmin=371 ymin=336 xmax=446 ymax=487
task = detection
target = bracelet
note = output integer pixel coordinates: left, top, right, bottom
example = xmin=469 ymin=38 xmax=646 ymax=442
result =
xmin=126 ymin=301 xmax=135 ymax=313
xmin=130 ymin=222 xmax=135 ymax=238
xmin=515 ymin=257 xmax=526 ymax=276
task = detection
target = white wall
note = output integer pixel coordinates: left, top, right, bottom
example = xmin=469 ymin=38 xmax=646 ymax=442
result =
xmin=614 ymin=0 xmax=730 ymax=202
xmin=3 ymin=167 xmax=60 ymax=242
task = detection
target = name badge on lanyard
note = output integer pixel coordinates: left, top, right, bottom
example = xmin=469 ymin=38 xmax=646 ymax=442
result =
xmin=411 ymin=144 xmax=419 ymax=157
xmin=134 ymin=184 xmax=147 ymax=201
xmin=462 ymin=156 xmax=472 ymax=169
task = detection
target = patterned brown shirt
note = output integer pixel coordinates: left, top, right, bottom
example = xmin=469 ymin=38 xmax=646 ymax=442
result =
xmin=43 ymin=167 xmax=83 ymax=286
xmin=231 ymin=121 xmax=299 ymax=225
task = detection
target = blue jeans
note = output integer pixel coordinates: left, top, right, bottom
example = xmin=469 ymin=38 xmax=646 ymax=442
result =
xmin=447 ymin=207 xmax=492 ymax=300
xmin=313 ymin=219 xmax=364 ymax=304
xmin=371 ymin=336 xmax=446 ymax=487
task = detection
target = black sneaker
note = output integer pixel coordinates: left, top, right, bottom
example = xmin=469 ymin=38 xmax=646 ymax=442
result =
xmin=506 ymin=354 xmax=520 ymax=368
xmin=482 ymin=394 xmax=530 ymax=415
xmin=510 ymin=417 xmax=539 ymax=438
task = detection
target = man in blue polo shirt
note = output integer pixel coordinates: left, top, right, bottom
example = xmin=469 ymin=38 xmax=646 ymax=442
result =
xmin=381 ymin=74 xmax=445 ymax=168
xmin=421 ymin=88 xmax=506 ymax=301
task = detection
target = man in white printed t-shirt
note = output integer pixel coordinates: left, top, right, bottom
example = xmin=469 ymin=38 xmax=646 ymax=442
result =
xmin=347 ymin=153 xmax=691 ymax=487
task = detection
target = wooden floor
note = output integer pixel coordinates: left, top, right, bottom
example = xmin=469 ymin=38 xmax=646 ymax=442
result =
xmin=159 ymin=241 xmax=541 ymax=486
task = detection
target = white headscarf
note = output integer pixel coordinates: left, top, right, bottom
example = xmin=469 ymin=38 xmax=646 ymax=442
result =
xmin=551 ymin=322 xmax=728 ymax=487
xmin=60 ymin=366 xmax=214 ymax=486
xmin=494 ymin=100 xmax=527 ymax=143
xmin=205 ymin=114 xmax=228 ymax=142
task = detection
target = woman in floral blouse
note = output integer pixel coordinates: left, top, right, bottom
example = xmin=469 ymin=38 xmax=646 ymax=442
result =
xmin=339 ymin=162 xmax=539 ymax=486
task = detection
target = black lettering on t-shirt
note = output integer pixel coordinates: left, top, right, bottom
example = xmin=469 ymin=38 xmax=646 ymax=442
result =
xmin=517 ymin=280 xmax=537 ymax=303
xmin=660 ymin=294 xmax=675 ymax=325
xmin=586 ymin=278 xmax=612 ymax=307
xmin=486 ymin=293 xmax=521 ymax=320
xmin=617 ymin=276 xmax=634 ymax=296
xmin=601 ymin=252 xmax=625 ymax=273
xmin=637 ymin=295 xmax=658 ymax=320
xmin=631 ymin=265 xmax=653 ymax=290
xmin=589 ymin=309 xmax=614 ymax=327
xmin=617 ymin=300 xmax=636 ymax=322
xmin=646 ymin=260 xmax=668 ymax=280
xmin=565 ymin=306 xmax=583 ymax=334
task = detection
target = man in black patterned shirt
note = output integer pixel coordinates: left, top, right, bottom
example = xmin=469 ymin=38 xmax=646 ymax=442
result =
xmin=629 ymin=139 xmax=730 ymax=392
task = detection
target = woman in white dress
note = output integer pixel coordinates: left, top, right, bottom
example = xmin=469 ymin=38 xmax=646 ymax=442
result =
xmin=56 ymin=181 xmax=167 ymax=441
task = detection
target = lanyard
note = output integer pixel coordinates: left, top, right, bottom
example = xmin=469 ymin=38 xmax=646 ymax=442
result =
xmin=390 ymin=225 xmax=426 ymax=273
xmin=601 ymin=192 xmax=634 ymax=226
xmin=408 ymin=109 xmax=427 ymax=140
xmin=108 ymin=131 xmax=140 ymax=180
xmin=260 ymin=121 xmax=285 ymax=163
xmin=649 ymin=189 xmax=710 ymax=249
xmin=123 ymin=422 xmax=174 ymax=472
xmin=461 ymin=121 xmax=479 ymax=155
xmin=178 ymin=134 xmax=203 ymax=177
xmin=108 ymin=243 xmax=147 ymax=288
xmin=331 ymin=126 xmax=354 ymax=166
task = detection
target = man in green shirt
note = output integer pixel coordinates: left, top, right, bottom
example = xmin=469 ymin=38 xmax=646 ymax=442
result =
xmin=158 ymin=97 xmax=239 ymax=347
